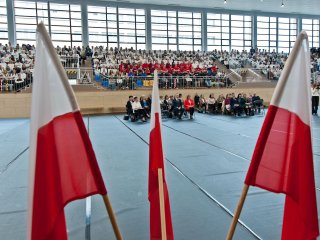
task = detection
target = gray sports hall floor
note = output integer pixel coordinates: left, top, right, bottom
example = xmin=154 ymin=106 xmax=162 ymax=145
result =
xmin=0 ymin=113 xmax=319 ymax=240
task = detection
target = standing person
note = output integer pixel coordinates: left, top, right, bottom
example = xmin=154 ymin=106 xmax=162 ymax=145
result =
xmin=184 ymin=95 xmax=195 ymax=119
xmin=311 ymin=83 xmax=320 ymax=115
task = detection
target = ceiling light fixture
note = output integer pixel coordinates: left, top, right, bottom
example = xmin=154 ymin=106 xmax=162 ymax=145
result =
xmin=224 ymin=0 xmax=227 ymax=4
xmin=281 ymin=0 xmax=285 ymax=7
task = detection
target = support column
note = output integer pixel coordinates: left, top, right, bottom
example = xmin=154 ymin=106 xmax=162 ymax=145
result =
xmin=145 ymin=7 xmax=151 ymax=50
xmin=202 ymin=11 xmax=207 ymax=52
xmin=6 ymin=0 xmax=16 ymax=46
xmin=81 ymin=1 xmax=89 ymax=47
xmin=252 ymin=15 xmax=257 ymax=49
xmin=297 ymin=16 xmax=302 ymax=34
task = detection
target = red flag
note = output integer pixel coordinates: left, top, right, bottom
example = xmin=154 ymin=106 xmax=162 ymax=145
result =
xmin=245 ymin=31 xmax=319 ymax=240
xmin=149 ymin=71 xmax=174 ymax=240
xmin=28 ymin=23 xmax=107 ymax=240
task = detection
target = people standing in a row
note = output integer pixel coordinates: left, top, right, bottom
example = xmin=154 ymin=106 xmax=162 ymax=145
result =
xmin=311 ymin=83 xmax=320 ymax=116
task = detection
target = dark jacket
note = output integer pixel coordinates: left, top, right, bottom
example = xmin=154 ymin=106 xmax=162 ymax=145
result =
xmin=173 ymin=98 xmax=184 ymax=108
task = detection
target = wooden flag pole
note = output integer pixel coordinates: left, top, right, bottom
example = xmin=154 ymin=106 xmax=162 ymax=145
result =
xmin=226 ymin=184 xmax=250 ymax=240
xmin=158 ymin=168 xmax=167 ymax=240
xmin=102 ymin=194 xmax=123 ymax=240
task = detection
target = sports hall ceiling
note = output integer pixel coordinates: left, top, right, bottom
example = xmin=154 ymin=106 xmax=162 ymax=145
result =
xmin=104 ymin=0 xmax=320 ymax=16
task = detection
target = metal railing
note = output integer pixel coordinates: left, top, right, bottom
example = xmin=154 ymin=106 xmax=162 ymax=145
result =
xmin=60 ymin=55 xmax=79 ymax=69
xmin=93 ymin=74 xmax=233 ymax=90
xmin=0 ymin=74 xmax=33 ymax=92
xmin=0 ymin=56 xmax=80 ymax=92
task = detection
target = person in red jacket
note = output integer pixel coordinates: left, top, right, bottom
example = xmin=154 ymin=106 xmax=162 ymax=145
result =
xmin=184 ymin=94 xmax=195 ymax=119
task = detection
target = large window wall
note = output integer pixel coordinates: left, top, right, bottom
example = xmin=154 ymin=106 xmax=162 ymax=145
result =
xmin=88 ymin=6 xmax=145 ymax=49
xmin=178 ymin=11 xmax=201 ymax=51
xmin=302 ymin=19 xmax=320 ymax=48
xmin=207 ymin=13 xmax=230 ymax=51
xmin=151 ymin=10 xmax=201 ymax=51
xmin=151 ymin=9 xmax=177 ymax=51
xmin=50 ymin=3 xmax=82 ymax=47
xmin=277 ymin=17 xmax=297 ymax=52
xmin=257 ymin=16 xmax=277 ymax=52
xmin=257 ymin=16 xmax=298 ymax=53
xmin=230 ymin=15 xmax=252 ymax=51
xmin=14 ymin=1 xmax=49 ymax=45
xmin=0 ymin=0 xmax=7 ymax=44
xmin=118 ymin=8 xmax=146 ymax=50
xmin=7 ymin=2 xmax=320 ymax=51
xmin=14 ymin=1 xmax=80 ymax=47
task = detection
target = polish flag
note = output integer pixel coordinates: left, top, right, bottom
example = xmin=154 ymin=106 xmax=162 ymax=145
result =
xmin=149 ymin=70 xmax=174 ymax=240
xmin=28 ymin=23 xmax=107 ymax=240
xmin=245 ymin=31 xmax=319 ymax=239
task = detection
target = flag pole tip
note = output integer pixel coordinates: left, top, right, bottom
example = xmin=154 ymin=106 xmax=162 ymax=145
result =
xmin=36 ymin=22 xmax=46 ymax=33
xmin=299 ymin=30 xmax=308 ymax=40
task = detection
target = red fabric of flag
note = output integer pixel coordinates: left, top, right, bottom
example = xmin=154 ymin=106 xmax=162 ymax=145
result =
xmin=29 ymin=23 xmax=107 ymax=240
xmin=244 ymin=31 xmax=319 ymax=240
xmin=32 ymin=111 xmax=107 ymax=239
xmin=149 ymin=71 xmax=174 ymax=240
xmin=245 ymin=106 xmax=319 ymax=239
xmin=149 ymin=113 xmax=174 ymax=240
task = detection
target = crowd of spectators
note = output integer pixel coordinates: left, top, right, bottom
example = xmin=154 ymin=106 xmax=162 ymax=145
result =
xmin=0 ymin=43 xmax=90 ymax=92
xmin=92 ymin=47 xmax=232 ymax=88
xmin=212 ymin=47 xmax=320 ymax=81
xmin=0 ymin=43 xmax=35 ymax=92
xmin=1 ymin=42 xmax=320 ymax=92
xmin=125 ymin=92 xmax=264 ymax=122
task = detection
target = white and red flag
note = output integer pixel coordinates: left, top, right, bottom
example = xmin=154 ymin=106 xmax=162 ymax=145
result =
xmin=148 ymin=71 xmax=174 ymax=240
xmin=245 ymin=31 xmax=319 ymax=239
xmin=28 ymin=23 xmax=107 ymax=240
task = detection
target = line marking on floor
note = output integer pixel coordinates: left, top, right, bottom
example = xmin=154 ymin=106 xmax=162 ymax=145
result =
xmin=114 ymin=115 xmax=262 ymax=240
xmin=0 ymin=146 xmax=29 ymax=174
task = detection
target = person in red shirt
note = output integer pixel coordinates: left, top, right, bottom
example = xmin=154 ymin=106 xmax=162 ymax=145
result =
xmin=160 ymin=62 xmax=165 ymax=70
xmin=211 ymin=65 xmax=218 ymax=75
xmin=142 ymin=62 xmax=148 ymax=69
xmin=154 ymin=62 xmax=160 ymax=70
xmin=182 ymin=62 xmax=187 ymax=70
xmin=184 ymin=94 xmax=195 ymax=119
xmin=187 ymin=62 xmax=192 ymax=71
xmin=173 ymin=65 xmax=180 ymax=72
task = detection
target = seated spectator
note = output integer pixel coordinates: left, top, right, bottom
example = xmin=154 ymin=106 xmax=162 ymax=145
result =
xmin=252 ymin=93 xmax=262 ymax=113
xmin=140 ymin=96 xmax=150 ymax=117
xmin=132 ymin=96 xmax=147 ymax=122
xmin=199 ymin=94 xmax=207 ymax=113
xmin=194 ymin=93 xmax=200 ymax=108
xmin=173 ymin=93 xmax=185 ymax=119
xmin=206 ymin=94 xmax=216 ymax=113
xmin=184 ymin=95 xmax=195 ymax=119
xmin=230 ymin=93 xmax=239 ymax=115
xmin=167 ymin=95 xmax=174 ymax=117
xmin=243 ymin=93 xmax=253 ymax=116
xmin=237 ymin=93 xmax=247 ymax=116
xmin=223 ymin=94 xmax=231 ymax=114
xmin=126 ymin=95 xmax=133 ymax=116
xmin=216 ymin=94 xmax=225 ymax=113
